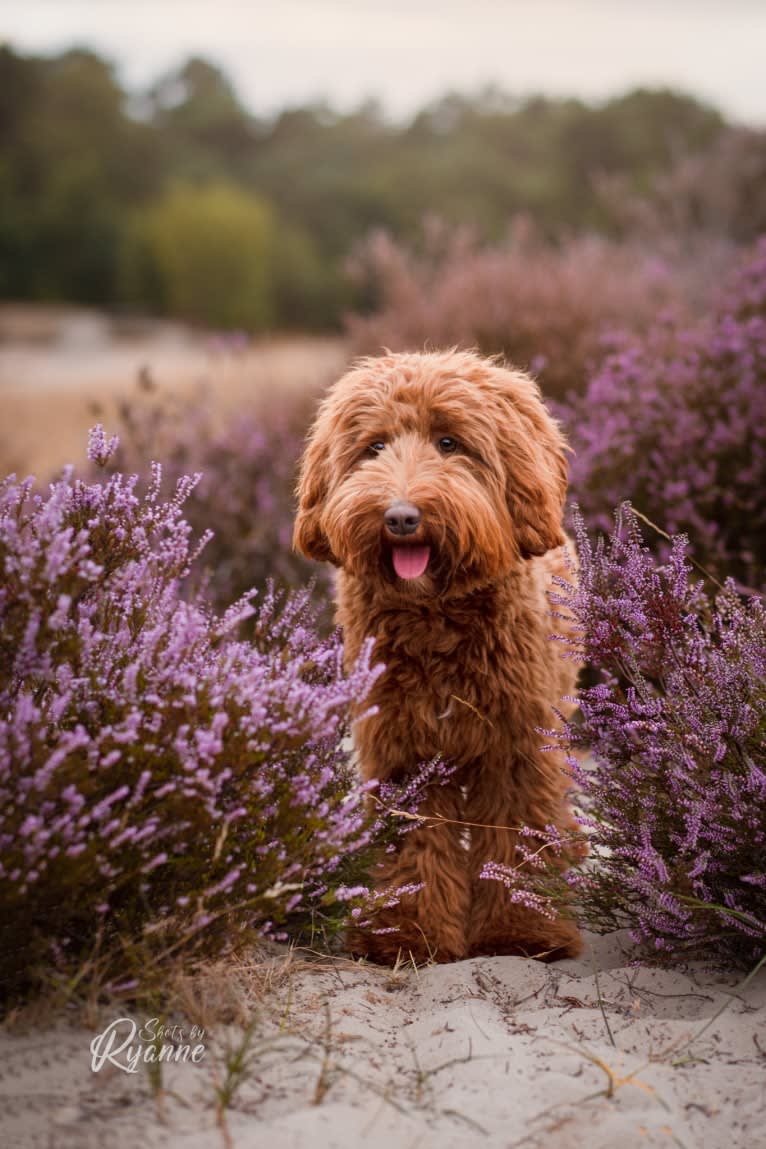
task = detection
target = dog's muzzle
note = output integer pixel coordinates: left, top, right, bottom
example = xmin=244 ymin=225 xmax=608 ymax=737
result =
xmin=383 ymin=501 xmax=421 ymax=537
xmin=383 ymin=502 xmax=430 ymax=579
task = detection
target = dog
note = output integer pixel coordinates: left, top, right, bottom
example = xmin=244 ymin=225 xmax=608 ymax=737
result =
xmin=294 ymin=348 xmax=583 ymax=964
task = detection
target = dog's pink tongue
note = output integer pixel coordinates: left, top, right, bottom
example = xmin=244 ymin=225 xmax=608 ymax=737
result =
xmin=392 ymin=545 xmax=430 ymax=580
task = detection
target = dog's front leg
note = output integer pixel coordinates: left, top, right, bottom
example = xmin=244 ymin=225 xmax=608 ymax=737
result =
xmin=464 ymin=755 xmax=583 ymax=961
xmin=347 ymin=776 xmax=471 ymax=965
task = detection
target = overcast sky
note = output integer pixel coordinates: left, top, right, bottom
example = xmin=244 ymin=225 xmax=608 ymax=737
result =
xmin=2 ymin=0 xmax=765 ymax=124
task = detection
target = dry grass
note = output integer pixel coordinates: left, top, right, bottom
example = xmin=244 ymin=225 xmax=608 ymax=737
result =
xmin=0 ymin=939 xmax=360 ymax=1036
xmin=164 ymin=944 xmax=355 ymax=1033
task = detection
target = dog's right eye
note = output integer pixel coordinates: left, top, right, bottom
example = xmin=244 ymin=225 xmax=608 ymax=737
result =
xmin=367 ymin=441 xmax=386 ymax=455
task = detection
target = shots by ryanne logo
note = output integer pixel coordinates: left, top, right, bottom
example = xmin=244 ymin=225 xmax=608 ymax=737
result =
xmin=90 ymin=1017 xmax=206 ymax=1074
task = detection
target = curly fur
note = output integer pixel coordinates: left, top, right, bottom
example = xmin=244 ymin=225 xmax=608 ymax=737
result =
xmin=294 ymin=349 xmax=583 ymax=964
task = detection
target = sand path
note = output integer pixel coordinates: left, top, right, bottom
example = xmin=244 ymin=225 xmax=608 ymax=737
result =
xmin=3 ymin=933 xmax=764 ymax=1149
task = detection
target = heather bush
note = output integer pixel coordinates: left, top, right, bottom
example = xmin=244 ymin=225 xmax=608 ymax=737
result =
xmin=0 ymin=429 xmax=382 ymax=1001
xmin=486 ymin=506 xmax=765 ymax=967
xmin=567 ymin=237 xmax=766 ymax=591
xmin=346 ymin=217 xmax=711 ymax=400
xmin=105 ymin=384 xmax=333 ymax=618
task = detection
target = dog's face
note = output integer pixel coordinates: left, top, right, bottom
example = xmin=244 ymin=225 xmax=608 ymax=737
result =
xmin=294 ymin=350 xmax=569 ymax=595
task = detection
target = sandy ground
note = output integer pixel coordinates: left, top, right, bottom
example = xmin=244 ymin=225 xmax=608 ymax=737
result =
xmin=0 ymin=305 xmax=349 ymax=477
xmin=2 ymin=932 xmax=764 ymax=1149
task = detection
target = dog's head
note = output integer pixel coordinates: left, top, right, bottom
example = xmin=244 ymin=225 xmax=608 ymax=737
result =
xmin=294 ymin=349 xmax=569 ymax=594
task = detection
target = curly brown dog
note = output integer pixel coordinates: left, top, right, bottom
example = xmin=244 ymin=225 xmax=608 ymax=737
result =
xmin=294 ymin=348 xmax=582 ymax=964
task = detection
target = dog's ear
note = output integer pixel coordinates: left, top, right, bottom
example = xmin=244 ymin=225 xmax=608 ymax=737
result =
xmin=507 ymin=429 xmax=568 ymax=558
xmin=293 ymin=414 xmax=336 ymax=564
xmin=495 ymin=370 xmax=569 ymax=558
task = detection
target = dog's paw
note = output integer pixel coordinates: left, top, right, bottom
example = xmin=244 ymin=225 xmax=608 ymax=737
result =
xmin=347 ymin=925 xmax=465 ymax=967
xmin=469 ymin=920 xmax=583 ymax=962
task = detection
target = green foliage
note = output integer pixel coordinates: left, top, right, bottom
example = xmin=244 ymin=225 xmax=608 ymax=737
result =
xmin=136 ymin=182 xmax=276 ymax=329
xmin=146 ymin=56 xmax=258 ymax=184
xmin=272 ymin=218 xmax=348 ymax=330
xmin=0 ymin=46 xmax=162 ymax=301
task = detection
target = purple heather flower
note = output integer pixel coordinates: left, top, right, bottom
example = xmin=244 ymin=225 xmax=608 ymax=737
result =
xmin=546 ymin=505 xmax=766 ymax=965
xmin=0 ymin=436 xmax=389 ymax=993
xmin=564 ymin=238 xmax=766 ymax=593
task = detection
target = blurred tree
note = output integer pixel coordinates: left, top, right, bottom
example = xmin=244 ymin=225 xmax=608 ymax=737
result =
xmin=556 ymin=88 xmax=724 ymax=226
xmin=148 ymin=56 xmax=260 ymax=180
xmin=271 ymin=217 xmax=346 ymax=329
xmin=0 ymin=46 xmax=42 ymax=296
xmin=0 ymin=46 xmax=163 ymax=301
xmin=250 ymin=100 xmax=392 ymax=255
xmin=136 ymin=181 xmax=276 ymax=330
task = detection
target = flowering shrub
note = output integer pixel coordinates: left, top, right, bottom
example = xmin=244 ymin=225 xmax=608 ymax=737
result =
xmin=537 ymin=506 xmax=764 ymax=967
xmin=567 ymin=237 xmax=766 ymax=591
xmin=346 ymin=217 xmax=712 ymax=400
xmin=106 ymin=385 xmax=333 ymax=617
xmin=0 ymin=429 xmax=379 ymax=1000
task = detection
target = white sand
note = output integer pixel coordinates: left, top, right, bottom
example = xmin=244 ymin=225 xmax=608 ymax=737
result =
xmin=3 ymin=931 xmax=764 ymax=1149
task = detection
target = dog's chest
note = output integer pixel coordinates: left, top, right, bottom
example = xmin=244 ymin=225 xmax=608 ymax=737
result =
xmin=365 ymin=609 xmax=530 ymax=766
xmin=339 ymin=574 xmax=558 ymax=776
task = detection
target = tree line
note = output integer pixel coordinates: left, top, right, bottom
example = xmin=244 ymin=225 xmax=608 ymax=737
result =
xmin=0 ymin=44 xmax=749 ymax=331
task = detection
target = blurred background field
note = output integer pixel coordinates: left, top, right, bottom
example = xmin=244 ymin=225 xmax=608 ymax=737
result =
xmin=1 ymin=2 xmax=765 ymax=579
xmin=0 ymin=305 xmax=345 ymax=476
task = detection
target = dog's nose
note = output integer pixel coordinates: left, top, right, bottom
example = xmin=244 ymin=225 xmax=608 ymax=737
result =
xmin=384 ymin=501 xmax=421 ymax=536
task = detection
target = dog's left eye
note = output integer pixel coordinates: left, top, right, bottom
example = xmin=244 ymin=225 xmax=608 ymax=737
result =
xmin=437 ymin=436 xmax=458 ymax=455
xmin=367 ymin=441 xmax=386 ymax=455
